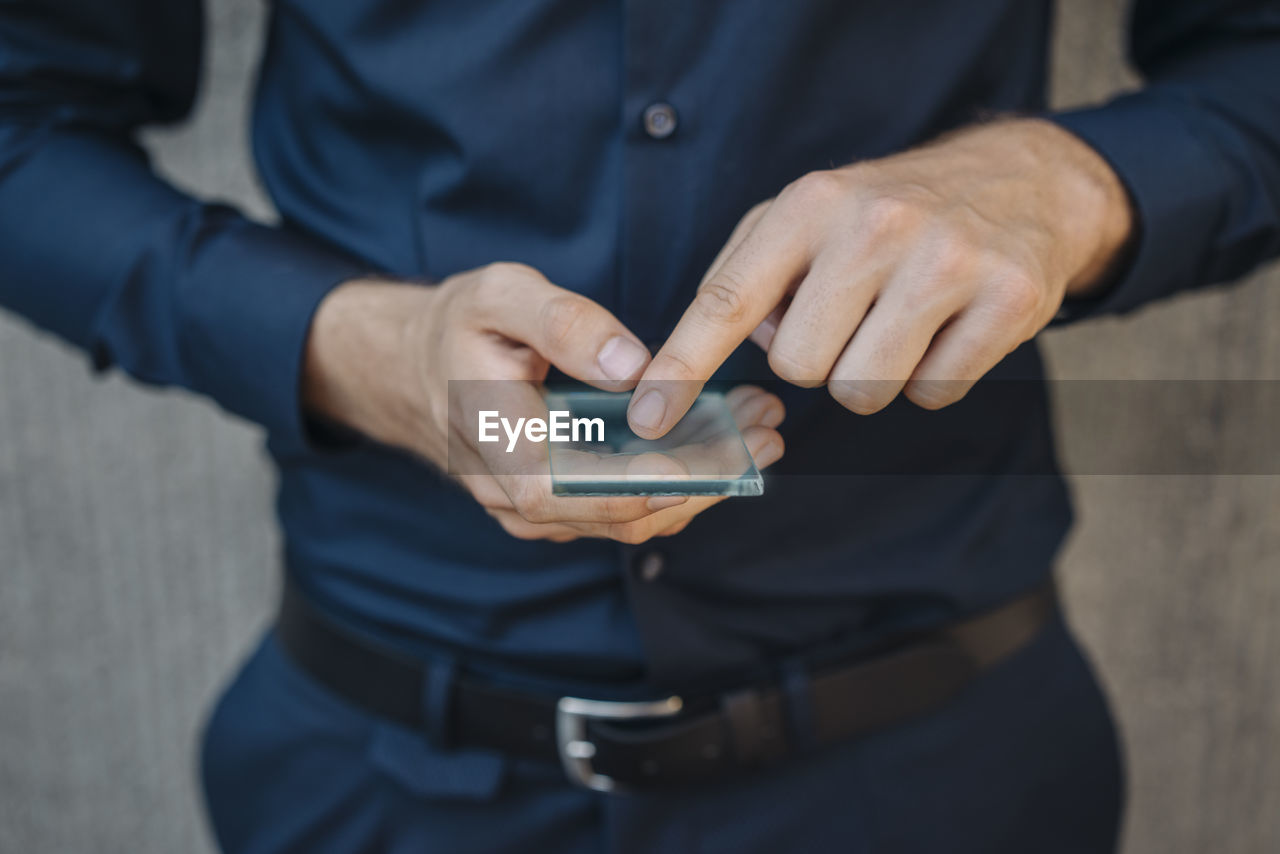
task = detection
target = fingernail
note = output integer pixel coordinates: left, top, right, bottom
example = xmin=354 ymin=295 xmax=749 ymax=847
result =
xmin=646 ymin=495 xmax=686 ymax=511
xmin=760 ymin=401 xmax=785 ymax=429
xmin=629 ymin=389 xmax=667 ymax=434
xmin=752 ymin=318 xmax=779 ymax=350
xmin=747 ymin=434 xmax=783 ymax=467
xmin=597 ymin=336 xmax=649 ymax=381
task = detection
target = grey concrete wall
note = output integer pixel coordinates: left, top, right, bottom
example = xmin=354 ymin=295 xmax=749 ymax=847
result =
xmin=0 ymin=1 xmax=1276 ymax=852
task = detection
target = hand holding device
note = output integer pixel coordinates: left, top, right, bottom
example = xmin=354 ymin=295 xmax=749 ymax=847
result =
xmin=302 ymin=263 xmax=785 ymax=544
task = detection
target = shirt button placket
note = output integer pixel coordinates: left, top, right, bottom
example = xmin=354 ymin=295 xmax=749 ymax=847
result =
xmin=621 ymin=0 xmax=691 ymax=340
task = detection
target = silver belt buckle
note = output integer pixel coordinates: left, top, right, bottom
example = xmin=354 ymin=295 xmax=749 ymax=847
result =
xmin=555 ymin=695 xmax=684 ymax=793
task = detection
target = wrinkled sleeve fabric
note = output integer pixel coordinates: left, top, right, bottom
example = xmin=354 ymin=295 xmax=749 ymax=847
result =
xmin=1049 ymin=0 xmax=1280 ymax=320
xmin=0 ymin=0 xmax=369 ymax=446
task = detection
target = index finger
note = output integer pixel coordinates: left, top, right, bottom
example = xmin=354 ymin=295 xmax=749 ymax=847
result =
xmin=628 ymin=210 xmax=806 ymax=438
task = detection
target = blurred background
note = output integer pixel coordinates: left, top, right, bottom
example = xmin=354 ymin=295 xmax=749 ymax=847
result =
xmin=0 ymin=1 xmax=1276 ymax=851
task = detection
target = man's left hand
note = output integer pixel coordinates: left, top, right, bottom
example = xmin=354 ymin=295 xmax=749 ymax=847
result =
xmin=627 ymin=118 xmax=1133 ymax=438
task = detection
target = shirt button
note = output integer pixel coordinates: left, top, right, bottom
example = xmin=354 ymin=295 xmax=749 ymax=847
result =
xmin=634 ymin=550 xmax=666 ymax=582
xmin=642 ymin=103 xmax=678 ymax=140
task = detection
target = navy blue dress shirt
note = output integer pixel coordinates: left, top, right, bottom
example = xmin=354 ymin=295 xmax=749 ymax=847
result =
xmin=2 ymin=1 xmax=1278 ymax=689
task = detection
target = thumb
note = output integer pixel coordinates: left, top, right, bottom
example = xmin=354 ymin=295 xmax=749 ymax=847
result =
xmin=477 ymin=264 xmax=650 ymax=389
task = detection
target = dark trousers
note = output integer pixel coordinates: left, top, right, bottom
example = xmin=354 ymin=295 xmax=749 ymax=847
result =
xmin=200 ymin=614 xmax=1124 ymax=853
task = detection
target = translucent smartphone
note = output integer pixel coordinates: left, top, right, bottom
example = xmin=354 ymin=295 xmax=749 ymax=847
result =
xmin=543 ymin=390 xmax=763 ymax=497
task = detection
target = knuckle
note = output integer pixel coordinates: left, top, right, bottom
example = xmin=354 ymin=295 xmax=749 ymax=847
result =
xmin=601 ymin=497 xmax=630 ymax=525
xmin=925 ymin=232 xmax=977 ymax=280
xmin=989 ymin=271 xmax=1041 ymax=319
xmin=650 ymin=347 xmax=701 ymax=381
xmin=862 ymin=194 xmax=921 ymax=239
xmin=902 ymin=233 xmax=977 ymax=310
xmin=611 ymin=523 xmax=652 ymax=546
xmin=469 ymin=275 xmax=502 ymax=311
xmin=473 ymin=264 xmax=512 ymax=305
xmin=485 ymin=260 xmax=539 ymax=281
xmin=613 ymin=498 xmax=650 ymax=524
xmin=694 ymin=276 xmax=749 ymax=326
xmin=489 ymin=510 xmax=530 ymax=539
xmin=785 ymin=170 xmax=846 ymax=207
xmin=905 ymin=380 xmax=963 ymax=411
xmin=474 ymin=262 xmax=540 ymax=306
xmin=500 ymin=520 xmax=538 ymax=541
xmin=829 ymin=379 xmax=888 ymax=415
xmin=767 ymin=347 xmax=828 ymax=387
xmin=746 ymin=199 xmax=772 ymax=222
xmin=510 ymin=481 xmax=551 ymax=523
xmin=474 ymin=490 xmax=510 ymax=512
xmin=519 ymin=503 xmax=554 ymax=525
xmin=540 ymin=294 xmax=592 ymax=350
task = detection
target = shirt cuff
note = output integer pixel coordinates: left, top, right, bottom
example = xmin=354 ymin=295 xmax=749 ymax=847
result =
xmin=173 ymin=213 xmax=371 ymax=451
xmin=1046 ymin=93 xmax=1230 ymax=322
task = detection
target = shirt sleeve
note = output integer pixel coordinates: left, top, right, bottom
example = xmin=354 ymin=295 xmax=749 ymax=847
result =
xmin=1047 ymin=0 xmax=1280 ymax=320
xmin=0 ymin=0 xmax=370 ymax=447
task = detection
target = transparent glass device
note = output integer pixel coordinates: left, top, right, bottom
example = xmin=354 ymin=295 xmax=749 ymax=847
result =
xmin=544 ymin=390 xmax=763 ymax=497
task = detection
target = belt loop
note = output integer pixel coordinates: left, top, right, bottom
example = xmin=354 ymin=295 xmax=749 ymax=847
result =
xmin=422 ymin=656 xmax=459 ymax=749
xmin=781 ymin=659 xmax=819 ymax=754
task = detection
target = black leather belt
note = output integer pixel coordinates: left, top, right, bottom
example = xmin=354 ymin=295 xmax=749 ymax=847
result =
xmin=276 ymin=578 xmax=1057 ymax=792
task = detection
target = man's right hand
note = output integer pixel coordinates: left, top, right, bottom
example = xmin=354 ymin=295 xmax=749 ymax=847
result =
xmin=302 ymin=262 xmax=785 ymax=544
